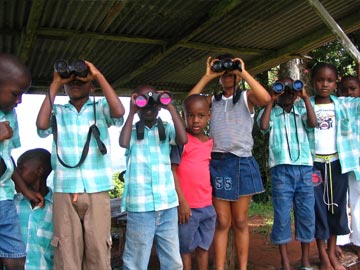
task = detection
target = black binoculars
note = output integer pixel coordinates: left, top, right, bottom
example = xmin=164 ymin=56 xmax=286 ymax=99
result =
xmin=134 ymin=91 xmax=172 ymax=108
xmin=272 ymin=80 xmax=304 ymax=94
xmin=211 ymin=58 xmax=242 ymax=73
xmin=54 ymin=59 xmax=89 ymax=78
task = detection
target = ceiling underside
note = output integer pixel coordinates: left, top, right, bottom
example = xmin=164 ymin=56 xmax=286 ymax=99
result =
xmin=1 ymin=0 xmax=360 ymax=97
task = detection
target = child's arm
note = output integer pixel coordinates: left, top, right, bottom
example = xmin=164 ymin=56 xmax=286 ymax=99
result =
xmin=233 ymin=58 xmax=271 ymax=111
xmin=171 ymin=163 xmax=192 ymax=224
xmin=298 ymin=87 xmax=317 ymax=128
xmin=0 ymin=121 xmax=13 ymax=141
xmin=166 ymin=103 xmax=187 ymax=145
xmin=12 ymin=161 xmax=44 ymax=207
xmin=36 ymin=72 xmax=73 ymax=130
xmin=188 ymin=56 xmax=219 ymax=103
xmin=259 ymin=93 xmax=277 ymax=130
xmin=119 ymin=95 xmax=137 ymax=148
xmin=84 ymin=61 xmax=125 ymax=118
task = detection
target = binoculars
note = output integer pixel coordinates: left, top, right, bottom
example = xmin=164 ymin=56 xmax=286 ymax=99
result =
xmin=134 ymin=91 xmax=172 ymax=107
xmin=54 ymin=59 xmax=89 ymax=78
xmin=272 ymin=80 xmax=304 ymax=94
xmin=211 ymin=58 xmax=242 ymax=73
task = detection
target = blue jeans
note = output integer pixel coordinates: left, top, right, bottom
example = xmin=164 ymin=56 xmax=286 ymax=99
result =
xmin=122 ymin=207 xmax=183 ymax=270
xmin=270 ymin=165 xmax=315 ymax=244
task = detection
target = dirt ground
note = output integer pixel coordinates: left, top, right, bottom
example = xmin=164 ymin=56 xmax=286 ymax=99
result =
xmin=111 ymin=215 xmax=360 ymax=270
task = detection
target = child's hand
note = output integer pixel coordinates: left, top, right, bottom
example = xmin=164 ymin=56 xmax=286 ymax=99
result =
xmin=23 ymin=189 xmax=45 ymax=208
xmin=51 ymin=70 xmax=75 ymax=90
xmin=129 ymin=93 xmax=139 ymax=114
xmin=0 ymin=121 xmax=13 ymax=141
xmin=297 ymin=86 xmax=309 ymax=99
xmin=81 ymin=60 xmax=101 ymax=82
xmin=232 ymin=57 xmax=245 ymax=76
xmin=206 ymin=56 xmax=224 ymax=78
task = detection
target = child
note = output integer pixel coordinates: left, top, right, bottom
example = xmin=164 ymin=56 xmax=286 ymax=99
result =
xmin=119 ymin=85 xmax=187 ymax=269
xmin=309 ymin=63 xmax=360 ymax=270
xmin=171 ymin=94 xmax=216 ymax=270
xmin=14 ymin=148 xmax=53 ymax=270
xmin=36 ymin=60 xmax=125 ymax=269
xmin=0 ymin=53 xmax=44 ymax=270
xmin=188 ymin=54 xmax=270 ymax=270
xmin=338 ymin=75 xmax=360 ymax=259
xmin=257 ymin=77 xmax=317 ymax=270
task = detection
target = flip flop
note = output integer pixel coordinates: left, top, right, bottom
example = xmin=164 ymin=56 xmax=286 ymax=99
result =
xmin=299 ymin=267 xmax=314 ymax=270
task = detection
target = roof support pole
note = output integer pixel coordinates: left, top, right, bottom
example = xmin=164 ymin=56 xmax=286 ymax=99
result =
xmin=308 ymin=0 xmax=360 ymax=76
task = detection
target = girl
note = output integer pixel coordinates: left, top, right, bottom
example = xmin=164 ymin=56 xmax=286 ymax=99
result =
xmin=309 ymin=63 xmax=360 ymax=270
xmin=188 ymin=54 xmax=270 ymax=270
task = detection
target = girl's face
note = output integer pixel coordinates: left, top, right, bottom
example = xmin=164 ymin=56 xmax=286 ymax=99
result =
xmin=184 ymin=100 xmax=210 ymax=136
xmin=313 ymin=67 xmax=337 ymax=97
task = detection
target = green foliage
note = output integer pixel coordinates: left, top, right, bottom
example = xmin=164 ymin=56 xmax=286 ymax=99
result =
xmin=309 ymin=40 xmax=358 ymax=77
xmin=109 ymin=171 xmax=125 ymax=199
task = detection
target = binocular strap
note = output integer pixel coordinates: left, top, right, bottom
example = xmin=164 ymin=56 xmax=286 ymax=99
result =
xmin=136 ymin=118 xmax=166 ymax=141
xmin=51 ymin=115 xmax=107 ymax=168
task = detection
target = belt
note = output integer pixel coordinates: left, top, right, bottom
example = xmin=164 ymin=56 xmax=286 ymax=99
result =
xmin=314 ymin=153 xmax=338 ymax=163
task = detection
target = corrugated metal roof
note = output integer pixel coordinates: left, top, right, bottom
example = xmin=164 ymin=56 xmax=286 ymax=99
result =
xmin=1 ymin=0 xmax=360 ymax=96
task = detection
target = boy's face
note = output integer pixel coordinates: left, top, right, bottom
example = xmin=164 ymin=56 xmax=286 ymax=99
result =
xmin=136 ymin=88 xmax=160 ymax=124
xmin=0 ymin=77 xmax=30 ymax=112
xmin=184 ymin=100 xmax=210 ymax=136
xmin=277 ymin=79 xmax=297 ymax=107
xmin=17 ymin=160 xmax=39 ymax=188
xmin=341 ymin=78 xmax=360 ymax=98
xmin=63 ymin=79 xmax=92 ymax=100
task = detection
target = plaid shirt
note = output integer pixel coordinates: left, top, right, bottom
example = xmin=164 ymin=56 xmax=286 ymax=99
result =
xmin=257 ymin=100 xmax=313 ymax=168
xmin=0 ymin=109 xmax=20 ymax=200
xmin=14 ymin=189 xmax=54 ymax=270
xmin=37 ymin=98 xmax=123 ymax=193
xmin=122 ymin=120 xmax=179 ymax=212
xmin=308 ymin=95 xmax=360 ymax=177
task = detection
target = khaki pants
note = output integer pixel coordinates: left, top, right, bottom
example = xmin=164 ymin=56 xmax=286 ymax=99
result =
xmin=52 ymin=192 xmax=112 ymax=270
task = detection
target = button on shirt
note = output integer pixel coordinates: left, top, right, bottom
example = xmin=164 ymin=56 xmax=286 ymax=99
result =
xmin=37 ymin=98 xmax=123 ymax=193
xmin=14 ymin=188 xmax=54 ymax=270
xmin=0 ymin=109 xmax=20 ymax=200
xmin=122 ymin=120 xmax=178 ymax=212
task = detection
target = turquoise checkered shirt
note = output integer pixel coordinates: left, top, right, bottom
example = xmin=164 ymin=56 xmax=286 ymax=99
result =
xmin=14 ymin=189 xmax=54 ymax=270
xmin=308 ymin=95 xmax=360 ymax=177
xmin=0 ymin=109 xmax=20 ymax=200
xmin=37 ymin=98 xmax=123 ymax=193
xmin=121 ymin=120 xmax=179 ymax=212
xmin=257 ymin=100 xmax=313 ymax=168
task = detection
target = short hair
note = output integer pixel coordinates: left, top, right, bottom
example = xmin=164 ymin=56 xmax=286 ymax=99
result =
xmin=183 ymin=94 xmax=210 ymax=113
xmin=311 ymin=62 xmax=337 ymax=83
xmin=17 ymin=148 xmax=52 ymax=178
xmin=0 ymin=53 xmax=31 ymax=86
xmin=341 ymin=75 xmax=360 ymax=85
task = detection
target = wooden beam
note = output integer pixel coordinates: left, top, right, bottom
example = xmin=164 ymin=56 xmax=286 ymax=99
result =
xmin=17 ymin=0 xmax=47 ymax=63
xmin=247 ymin=10 xmax=360 ymax=75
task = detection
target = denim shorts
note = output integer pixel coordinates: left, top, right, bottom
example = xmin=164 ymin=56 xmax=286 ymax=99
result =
xmin=270 ymin=165 xmax=315 ymax=244
xmin=0 ymin=200 xmax=26 ymax=258
xmin=178 ymin=206 xmax=216 ymax=253
xmin=313 ymin=159 xmax=350 ymax=240
xmin=122 ymin=207 xmax=183 ymax=270
xmin=210 ymin=153 xmax=264 ymax=200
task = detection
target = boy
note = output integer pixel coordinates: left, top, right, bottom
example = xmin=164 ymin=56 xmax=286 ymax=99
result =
xmin=14 ymin=148 xmax=53 ymax=270
xmin=36 ymin=60 xmax=125 ymax=269
xmin=119 ymin=85 xmax=187 ymax=269
xmin=0 ymin=53 xmax=44 ymax=270
xmin=171 ymin=94 xmax=216 ymax=270
xmin=257 ymin=77 xmax=317 ymax=270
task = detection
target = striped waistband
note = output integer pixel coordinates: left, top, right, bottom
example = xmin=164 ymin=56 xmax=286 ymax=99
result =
xmin=314 ymin=153 xmax=338 ymax=163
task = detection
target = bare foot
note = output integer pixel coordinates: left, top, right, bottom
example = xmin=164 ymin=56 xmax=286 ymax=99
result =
xmin=353 ymin=244 xmax=360 ymax=259
xmin=319 ymin=262 xmax=334 ymax=270
xmin=328 ymin=252 xmax=346 ymax=270
xmin=335 ymin=246 xmax=344 ymax=259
